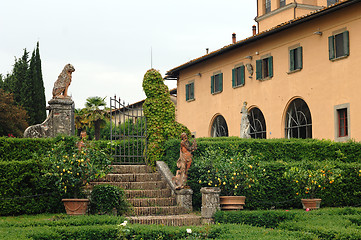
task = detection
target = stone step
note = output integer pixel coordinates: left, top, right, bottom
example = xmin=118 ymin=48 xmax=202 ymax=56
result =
xmin=90 ymin=181 xmax=166 ymax=190
xmin=110 ymin=165 xmax=153 ymax=174
xmin=128 ymin=197 xmax=176 ymax=207
xmin=130 ymin=206 xmax=188 ymax=216
xmin=129 ymin=214 xmax=202 ymax=226
xmin=125 ymin=189 xmax=172 ymax=198
xmin=101 ymin=173 xmax=161 ymax=182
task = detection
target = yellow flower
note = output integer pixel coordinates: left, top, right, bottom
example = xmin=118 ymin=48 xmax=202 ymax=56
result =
xmin=231 ymin=177 xmax=234 ymax=180
xmin=233 ymin=172 xmax=236 ymax=176
xmin=77 ymin=173 xmax=79 ymax=176
xmin=63 ymin=169 xmax=66 ymax=172
xmin=215 ymin=184 xmax=218 ymax=187
xmin=248 ymin=185 xmax=251 ymax=188
xmin=81 ymin=159 xmax=84 ymax=162
xmin=81 ymin=151 xmax=84 ymax=154
xmin=295 ymin=180 xmax=298 ymax=183
xmin=230 ymin=162 xmax=232 ymax=164
xmin=73 ymin=154 xmax=76 ymax=158
xmin=309 ymin=175 xmax=312 ymax=178
xmin=199 ymin=180 xmax=202 ymax=184
xmin=207 ymin=170 xmax=210 ymax=173
xmin=235 ymin=185 xmax=238 ymax=189
xmin=296 ymin=192 xmax=299 ymax=195
xmin=223 ymin=182 xmax=226 ymax=185
xmin=71 ymin=161 xmax=73 ymax=164
xmin=60 ymin=173 xmax=63 ymax=176
xmin=67 ymin=171 xmax=70 ymax=174
xmin=249 ymin=165 xmax=253 ymax=169
xmin=57 ymin=166 xmax=59 ymax=169
xmin=208 ymin=183 xmax=211 ymax=186
xmin=318 ymin=185 xmax=321 ymax=188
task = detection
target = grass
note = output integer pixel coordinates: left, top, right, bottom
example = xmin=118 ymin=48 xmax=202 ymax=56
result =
xmin=0 ymin=208 xmax=360 ymax=239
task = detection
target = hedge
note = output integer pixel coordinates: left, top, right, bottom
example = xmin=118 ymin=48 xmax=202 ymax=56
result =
xmin=0 ymin=160 xmax=63 ymax=215
xmin=163 ymin=138 xmax=361 ymax=173
xmin=162 ymin=137 xmax=361 ymax=210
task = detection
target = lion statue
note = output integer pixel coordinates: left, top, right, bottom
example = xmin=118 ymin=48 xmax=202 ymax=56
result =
xmin=52 ymin=64 xmax=75 ymax=99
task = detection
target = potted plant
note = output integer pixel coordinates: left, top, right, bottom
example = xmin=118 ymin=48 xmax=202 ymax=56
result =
xmin=45 ymin=136 xmax=111 ymax=215
xmin=284 ymin=161 xmax=342 ymax=210
xmin=196 ymin=148 xmax=265 ymax=210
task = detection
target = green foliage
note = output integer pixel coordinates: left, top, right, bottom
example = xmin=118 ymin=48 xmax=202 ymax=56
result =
xmin=90 ymin=184 xmax=131 ymax=215
xmin=84 ymin=96 xmax=110 ymax=140
xmin=284 ymin=161 xmax=342 ymax=199
xmin=142 ymin=69 xmax=191 ymax=167
xmin=169 ymin=138 xmax=361 ymax=210
xmin=0 ymin=90 xmax=29 ymax=137
xmin=0 ymin=160 xmax=63 ymax=215
xmin=195 ymin=148 xmax=265 ymax=196
xmin=1 ymin=43 xmax=46 ymax=126
xmin=214 ymin=210 xmax=297 ymax=228
xmin=45 ymin=136 xmax=112 ymax=198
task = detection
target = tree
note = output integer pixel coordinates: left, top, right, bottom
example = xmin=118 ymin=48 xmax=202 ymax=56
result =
xmin=84 ymin=96 xmax=109 ymax=140
xmin=0 ymin=89 xmax=29 ymax=137
xmin=32 ymin=42 xmax=46 ymax=123
xmin=74 ymin=108 xmax=88 ymax=136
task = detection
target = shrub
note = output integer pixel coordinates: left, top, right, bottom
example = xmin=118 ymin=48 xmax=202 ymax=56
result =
xmin=45 ymin=136 xmax=112 ymax=198
xmin=90 ymin=184 xmax=131 ymax=216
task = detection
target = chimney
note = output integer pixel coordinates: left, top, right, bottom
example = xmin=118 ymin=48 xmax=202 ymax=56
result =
xmin=232 ymin=33 xmax=236 ymax=44
xmin=206 ymin=48 xmax=209 ymax=54
xmin=252 ymin=25 xmax=257 ymax=36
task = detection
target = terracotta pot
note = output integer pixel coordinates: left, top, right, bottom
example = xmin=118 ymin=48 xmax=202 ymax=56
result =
xmin=301 ymin=198 xmax=322 ymax=210
xmin=62 ymin=199 xmax=89 ymax=215
xmin=219 ymin=196 xmax=246 ymax=210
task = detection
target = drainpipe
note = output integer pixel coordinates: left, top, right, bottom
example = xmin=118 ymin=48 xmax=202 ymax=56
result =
xmin=294 ymin=0 xmax=297 ymax=19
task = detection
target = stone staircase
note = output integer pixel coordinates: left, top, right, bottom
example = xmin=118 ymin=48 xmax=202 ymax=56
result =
xmin=90 ymin=164 xmax=202 ymax=226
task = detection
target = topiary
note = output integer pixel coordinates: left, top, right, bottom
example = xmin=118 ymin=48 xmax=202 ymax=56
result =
xmin=90 ymin=184 xmax=131 ymax=216
xmin=142 ymin=69 xmax=191 ymax=167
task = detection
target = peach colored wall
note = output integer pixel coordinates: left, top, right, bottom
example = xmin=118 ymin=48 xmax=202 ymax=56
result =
xmin=176 ymin=3 xmax=361 ymax=141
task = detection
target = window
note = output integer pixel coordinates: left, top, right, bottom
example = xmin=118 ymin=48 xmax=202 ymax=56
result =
xmin=329 ymin=31 xmax=349 ymax=60
xmin=285 ymin=98 xmax=312 ymax=139
xmin=232 ymin=65 xmax=245 ymax=87
xmin=334 ymin=103 xmax=350 ymax=141
xmin=211 ymin=115 xmax=228 ymax=137
xmin=289 ymin=47 xmax=303 ymax=71
xmin=185 ymin=82 xmax=194 ymax=101
xmin=211 ymin=72 xmax=223 ymax=94
xmin=327 ymin=0 xmax=339 ymax=6
xmin=256 ymin=56 xmax=273 ymax=80
xmin=338 ymin=108 xmax=348 ymax=137
xmin=248 ymin=108 xmax=267 ymax=139
xmin=280 ymin=0 xmax=286 ymax=7
xmin=265 ymin=0 xmax=271 ymax=13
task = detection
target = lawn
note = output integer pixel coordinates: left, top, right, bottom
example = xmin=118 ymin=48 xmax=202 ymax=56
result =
xmin=0 ymin=207 xmax=360 ymax=239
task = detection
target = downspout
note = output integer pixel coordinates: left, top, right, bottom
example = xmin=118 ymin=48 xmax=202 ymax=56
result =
xmin=294 ymin=0 xmax=298 ymax=19
xmin=256 ymin=0 xmax=260 ymax=33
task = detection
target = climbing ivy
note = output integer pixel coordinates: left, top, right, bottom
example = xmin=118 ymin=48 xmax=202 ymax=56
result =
xmin=142 ymin=69 xmax=191 ymax=167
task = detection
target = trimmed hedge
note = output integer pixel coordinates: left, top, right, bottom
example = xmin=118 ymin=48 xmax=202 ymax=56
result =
xmin=0 ymin=159 xmax=63 ymax=215
xmin=163 ymin=138 xmax=361 ymax=210
xmin=163 ymin=138 xmax=361 ymax=173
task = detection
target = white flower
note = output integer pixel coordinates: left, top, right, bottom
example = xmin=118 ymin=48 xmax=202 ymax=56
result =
xmin=120 ymin=220 xmax=128 ymax=226
xmin=186 ymin=228 xmax=192 ymax=234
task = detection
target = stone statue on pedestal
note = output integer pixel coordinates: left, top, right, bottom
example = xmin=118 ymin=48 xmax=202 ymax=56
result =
xmin=240 ymin=102 xmax=251 ymax=139
xmin=173 ymin=133 xmax=197 ymax=189
xmin=24 ymin=64 xmax=75 ymax=138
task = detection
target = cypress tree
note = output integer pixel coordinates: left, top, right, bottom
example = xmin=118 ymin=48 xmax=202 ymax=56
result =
xmin=11 ymin=49 xmax=29 ymax=105
xmin=0 ymin=74 xmax=3 ymax=89
xmin=32 ymin=42 xmax=46 ymax=123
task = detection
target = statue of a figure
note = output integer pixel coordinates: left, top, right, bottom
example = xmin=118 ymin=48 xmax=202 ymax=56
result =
xmin=52 ymin=64 xmax=75 ymax=99
xmin=77 ymin=131 xmax=87 ymax=151
xmin=240 ymin=102 xmax=251 ymax=139
xmin=173 ymin=133 xmax=197 ymax=190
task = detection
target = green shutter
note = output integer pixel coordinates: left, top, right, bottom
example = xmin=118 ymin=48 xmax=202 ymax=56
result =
xmin=297 ymin=47 xmax=303 ymax=70
xmin=185 ymin=84 xmax=189 ymax=101
xmin=211 ymin=75 xmax=214 ymax=94
xmin=219 ymin=73 xmax=223 ymax=92
xmin=240 ymin=65 xmax=245 ymax=85
xmin=343 ymin=31 xmax=349 ymax=57
xmin=190 ymin=83 xmax=194 ymax=99
xmin=268 ymin=56 xmax=273 ymax=78
xmin=232 ymin=68 xmax=235 ymax=87
xmin=329 ymin=35 xmax=335 ymax=60
xmin=256 ymin=60 xmax=262 ymax=80
xmin=290 ymin=49 xmax=295 ymax=71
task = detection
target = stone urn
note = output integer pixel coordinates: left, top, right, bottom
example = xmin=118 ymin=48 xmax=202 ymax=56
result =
xmin=62 ymin=199 xmax=89 ymax=215
xmin=301 ymin=198 xmax=321 ymax=210
xmin=219 ymin=196 xmax=246 ymax=210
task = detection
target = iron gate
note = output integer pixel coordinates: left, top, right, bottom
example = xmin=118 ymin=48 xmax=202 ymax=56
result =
xmin=110 ymin=96 xmax=146 ymax=164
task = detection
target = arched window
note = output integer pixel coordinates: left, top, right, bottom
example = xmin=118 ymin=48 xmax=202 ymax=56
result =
xmin=248 ymin=108 xmax=267 ymax=139
xmin=211 ymin=115 xmax=228 ymax=137
xmin=285 ymin=98 xmax=312 ymax=139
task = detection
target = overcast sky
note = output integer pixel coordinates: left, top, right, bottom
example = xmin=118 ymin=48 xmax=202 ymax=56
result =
xmin=0 ymin=0 xmax=257 ymax=109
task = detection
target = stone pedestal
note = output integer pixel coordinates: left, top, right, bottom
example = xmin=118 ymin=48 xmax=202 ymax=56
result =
xmin=24 ymin=98 xmax=75 ymax=138
xmin=175 ymin=188 xmax=193 ymax=212
xmin=201 ymin=187 xmax=221 ymax=224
